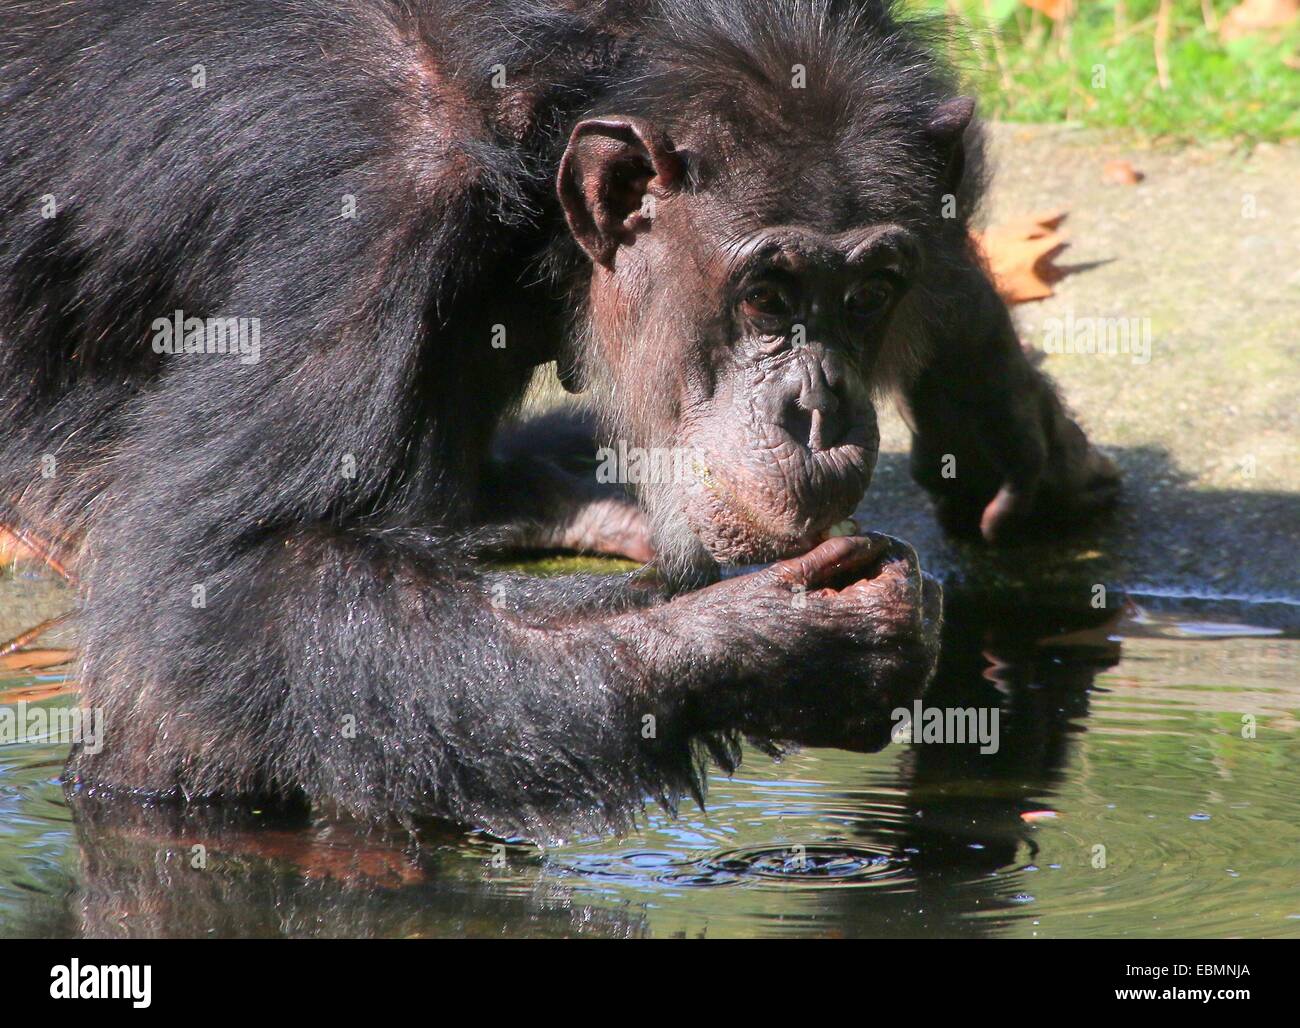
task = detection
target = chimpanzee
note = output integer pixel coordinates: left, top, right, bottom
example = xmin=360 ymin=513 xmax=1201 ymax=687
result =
xmin=0 ymin=0 xmax=1116 ymax=837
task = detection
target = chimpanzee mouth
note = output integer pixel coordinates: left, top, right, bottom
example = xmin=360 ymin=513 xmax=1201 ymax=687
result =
xmin=685 ymin=440 xmax=875 ymax=565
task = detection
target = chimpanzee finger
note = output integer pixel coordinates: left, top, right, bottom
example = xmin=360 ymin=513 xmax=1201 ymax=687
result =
xmin=979 ymin=481 xmax=1029 ymax=543
xmin=839 ymin=535 xmax=923 ymax=599
xmin=769 ymin=534 xmax=889 ymax=591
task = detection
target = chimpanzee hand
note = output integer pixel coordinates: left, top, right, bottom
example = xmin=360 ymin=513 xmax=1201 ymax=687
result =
xmin=904 ymin=265 xmax=1120 ymax=543
xmin=651 ymin=533 xmax=941 ymax=700
xmin=975 ymin=393 xmax=1120 ymax=544
xmin=907 ymin=366 xmax=1120 ymax=543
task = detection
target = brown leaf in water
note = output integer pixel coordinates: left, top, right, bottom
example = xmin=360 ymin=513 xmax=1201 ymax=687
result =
xmin=1220 ymin=0 xmax=1298 ymax=41
xmin=972 ymin=209 xmax=1070 ymax=304
xmin=0 ymin=648 xmax=75 ymax=672
xmin=0 ymin=527 xmax=39 ymax=565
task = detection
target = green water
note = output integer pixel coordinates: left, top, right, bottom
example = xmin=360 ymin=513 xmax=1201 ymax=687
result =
xmin=1 ymin=597 xmax=1297 ymax=938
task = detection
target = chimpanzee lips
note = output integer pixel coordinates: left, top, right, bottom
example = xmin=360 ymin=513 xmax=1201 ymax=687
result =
xmin=683 ymin=435 xmax=876 ymax=564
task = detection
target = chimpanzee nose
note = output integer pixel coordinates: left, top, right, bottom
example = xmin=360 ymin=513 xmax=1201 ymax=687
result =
xmin=779 ymin=360 xmax=846 ymax=451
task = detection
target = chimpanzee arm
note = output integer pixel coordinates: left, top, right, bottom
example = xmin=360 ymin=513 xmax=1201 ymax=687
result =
xmin=900 ymin=256 xmax=1120 ymax=542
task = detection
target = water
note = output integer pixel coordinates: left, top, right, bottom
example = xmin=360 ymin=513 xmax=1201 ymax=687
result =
xmin=1 ymin=595 xmax=1297 ymax=938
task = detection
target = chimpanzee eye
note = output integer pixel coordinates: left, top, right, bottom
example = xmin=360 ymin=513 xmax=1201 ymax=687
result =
xmin=844 ymin=277 xmax=894 ymax=316
xmin=740 ymin=283 xmax=792 ymax=320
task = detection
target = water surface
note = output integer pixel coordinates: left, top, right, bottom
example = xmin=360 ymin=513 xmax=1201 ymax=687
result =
xmin=1 ymin=594 xmax=1297 ymax=938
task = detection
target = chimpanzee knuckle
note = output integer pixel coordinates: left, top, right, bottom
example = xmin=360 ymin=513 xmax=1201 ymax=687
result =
xmin=769 ymin=559 xmax=807 ymax=589
xmin=844 ymin=549 xmax=918 ymax=597
xmin=771 ymin=544 xmax=833 ymax=588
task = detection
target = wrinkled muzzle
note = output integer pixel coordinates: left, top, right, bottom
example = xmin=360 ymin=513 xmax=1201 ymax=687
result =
xmin=679 ymin=373 xmax=880 ymax=564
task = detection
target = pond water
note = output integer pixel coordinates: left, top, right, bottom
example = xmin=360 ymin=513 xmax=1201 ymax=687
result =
xmin=1 ymin=592 xmax=1297 ymax=938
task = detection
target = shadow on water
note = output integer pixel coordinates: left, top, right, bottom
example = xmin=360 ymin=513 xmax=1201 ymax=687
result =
xmin=849 ymin=594 xmax=1122 ymax=937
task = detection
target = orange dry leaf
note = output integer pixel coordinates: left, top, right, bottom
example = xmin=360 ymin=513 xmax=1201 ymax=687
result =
xmin=1102 ymin=159 xmax=1144 ymax=185
xmin=0 ymin=648 xmax=75 ymax=672
xmin=1020 ymin=0 xmax=1072 ymax=19
xmin=1220 ymin=0 xmax=1298 ymax=41
xmin=972 ymin=210 xmax=1069 ymax=304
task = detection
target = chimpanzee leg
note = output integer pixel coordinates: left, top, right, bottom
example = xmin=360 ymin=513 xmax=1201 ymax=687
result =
xmin=901 ymin=260 xmax=1120 ymax=542
xmin=481 ymin=408 xmax=655 ymax=562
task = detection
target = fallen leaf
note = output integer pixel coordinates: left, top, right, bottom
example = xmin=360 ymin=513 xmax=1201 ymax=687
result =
xmin=972 ymin=209 xmax=1070 ymax=304
xmin=1101 ymin=158 xmax=1144 ymax=185
xmin=1220 ymin=0 xmax=1299 ymax=40
xmin=0 ymin=648 xmax=75 ymax=672
xmin=1021 ymin=0 xmax=1072 ymax=19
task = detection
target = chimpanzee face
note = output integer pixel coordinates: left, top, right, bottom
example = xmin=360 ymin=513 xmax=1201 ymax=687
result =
xmin=559 ymin=115 xmax=923 ymax=577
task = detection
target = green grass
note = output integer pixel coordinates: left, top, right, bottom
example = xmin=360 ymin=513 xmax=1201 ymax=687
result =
xmin=908 ymin=1 xmax=1300 ymax=143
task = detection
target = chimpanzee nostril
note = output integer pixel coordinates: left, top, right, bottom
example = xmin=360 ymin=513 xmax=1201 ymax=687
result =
xmin=780 ymin=365 xmax=846 ymax=451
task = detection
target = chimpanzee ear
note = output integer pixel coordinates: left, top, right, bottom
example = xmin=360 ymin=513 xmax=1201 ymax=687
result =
xmin=924 ymin=96 xmax=975 ymax=193
xmin=558 ymin=116 xmax=684 ymax=268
